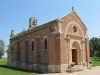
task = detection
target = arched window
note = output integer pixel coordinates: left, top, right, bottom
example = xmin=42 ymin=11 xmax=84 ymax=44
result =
xmin=17 ymin=41 xmax=20 ymax=61
xmin=44 ymin=38 xmax=47 ymax=49
xmin=32 ymin=20 xmax=35 ymax=26
xmin=32 ymin=41 xmax=34 ymax=51
xmin=25 ymin=41 xmax=29 ymax=63
xmin=17 ymin=41 xmax=20 ymax=52
xmin=11 ymin=46 xmax=13 ymax=51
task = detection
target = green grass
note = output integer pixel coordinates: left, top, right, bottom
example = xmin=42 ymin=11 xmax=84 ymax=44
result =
xmin=1 ymin=57 xmax=99 ymax=75
xmin=90 ymin=57 xmax=100 ymax=67
xmin=0 ymin=58 xmax=39 ymax=75
xmin=0 ymin=58 xmax=7 ymax=65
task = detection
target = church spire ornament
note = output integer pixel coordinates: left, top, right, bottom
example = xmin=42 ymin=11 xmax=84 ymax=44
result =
xmin=72 ymin=6 xmax=74 ymax=11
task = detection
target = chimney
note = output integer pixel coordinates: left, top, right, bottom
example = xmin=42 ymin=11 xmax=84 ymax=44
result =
xmin=10 ymin=30 xmax=14 ymax=39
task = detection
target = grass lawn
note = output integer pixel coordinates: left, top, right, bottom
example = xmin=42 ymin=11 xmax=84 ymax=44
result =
xmin=0 ymin=58 xmax=39 ymax=75
xmin=0 ymin=57 xmax=100 ymax=75
xmin=90 ymin=57 xmax=100 ymax=67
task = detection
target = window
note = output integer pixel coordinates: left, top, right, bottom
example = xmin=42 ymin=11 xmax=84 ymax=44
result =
xmin=32 ymin=41 xmax=34 ymax=51
xmin=44 ymin=38 xmax=47 ymax=49
xmin=32 ymin=20 xmax=35 ymax=26
xmin=17 ymin=41 xmax=20 ymax=52
xmin=11 ymin=46 xmax=13 ymax=51
xmin=17 ymin=41 xmax=20 ymax=61
xmin=73 ymin=26 xmax=77 ymax=32
xmin=25 ymin=41 xmax=29 ymax=63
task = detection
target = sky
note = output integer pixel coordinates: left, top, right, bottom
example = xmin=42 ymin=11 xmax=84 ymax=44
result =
xmin=0 ymin=0 xmax=100 ymax=57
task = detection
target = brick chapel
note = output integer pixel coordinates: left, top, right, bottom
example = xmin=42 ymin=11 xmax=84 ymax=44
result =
xmin=7 ymin=7 xmax=90 ymax=73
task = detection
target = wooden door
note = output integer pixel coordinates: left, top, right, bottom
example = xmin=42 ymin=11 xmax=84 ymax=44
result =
xmin=72 ymin=49 xmax=77 ymax=65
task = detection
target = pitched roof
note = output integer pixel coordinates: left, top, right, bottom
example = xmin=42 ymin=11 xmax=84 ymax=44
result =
xmin=58 ymin=11 xmax=87 ymax=29
xmin=11 ymin=10 xmax=87 ymax=39
xmin=11 ymin=19 xmax=57 ymax=39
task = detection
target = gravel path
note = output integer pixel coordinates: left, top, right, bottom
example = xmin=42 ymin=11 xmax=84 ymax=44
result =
xmin=38 ymin=66 xmax=100 ymax=75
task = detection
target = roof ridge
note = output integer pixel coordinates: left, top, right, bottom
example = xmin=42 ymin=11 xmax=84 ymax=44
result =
xmin=73 ymin=11 xmax=87 ymax=29
xmin=58 ymin=11 xmax=87 ymax=29
xmin=58 ymin=11 xmax=74 ymax=20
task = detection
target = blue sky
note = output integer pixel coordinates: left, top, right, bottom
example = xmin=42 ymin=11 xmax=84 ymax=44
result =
xmin=0 ymin=0 xmax=100 ymax=57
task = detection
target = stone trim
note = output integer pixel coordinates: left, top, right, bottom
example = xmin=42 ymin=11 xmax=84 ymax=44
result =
xmin=11 ymin=41 xmax=16 ymax=47
xmin=11 ymin=20 xmax=57 ymax=39
xmin=67 ymin=33 xmax=83 ymax=40
xmin=64 ymin=21 xmax=84 ymax=38
xmin=48 ymin=64 xmax=68 ymax=73
xmin=58 ymin=11 xmax=74 ymax=20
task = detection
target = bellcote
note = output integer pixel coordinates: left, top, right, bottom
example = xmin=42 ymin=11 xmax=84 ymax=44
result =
xmin=29 ymin=17 xmax=37 ymax=30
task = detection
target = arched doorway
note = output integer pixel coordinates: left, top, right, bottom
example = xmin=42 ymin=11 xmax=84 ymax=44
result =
xmin=72 ymin=49 xmax=77 ymax=65
xmin=72 ymin=41 xmax=80 ymax=65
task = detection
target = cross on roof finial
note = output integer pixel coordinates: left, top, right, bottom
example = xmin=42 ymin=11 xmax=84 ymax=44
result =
xmin=72 ymin=6 xmax=74 ymax=11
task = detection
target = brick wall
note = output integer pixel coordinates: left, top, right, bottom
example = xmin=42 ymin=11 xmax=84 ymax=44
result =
xmin=8 ymin=11 xmax=90 ymax=72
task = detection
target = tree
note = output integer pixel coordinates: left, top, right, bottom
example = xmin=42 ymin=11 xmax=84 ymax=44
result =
xmin=0 ymin=39 xmax=5 ymax=58
xmin=97 ymin=38 xmax=100 ymax=58
xmin=89 ymin=41 xmax=94 ymax=57
xmin=89 ymin=37 xmax=100 ymax=58
xmin=90 ymin=37 xmax=98 ymax=57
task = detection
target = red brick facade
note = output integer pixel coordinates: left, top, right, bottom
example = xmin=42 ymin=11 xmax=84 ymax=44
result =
xmin=7 ymin=10 xmax=90 ymax=73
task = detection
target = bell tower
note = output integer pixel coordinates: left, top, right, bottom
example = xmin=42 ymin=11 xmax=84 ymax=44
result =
xmin=29 ymin=17 xmax=37 ymax=30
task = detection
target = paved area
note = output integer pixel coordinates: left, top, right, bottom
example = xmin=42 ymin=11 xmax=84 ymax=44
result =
xmin=38 ymin=66 xmax=100 ymax=75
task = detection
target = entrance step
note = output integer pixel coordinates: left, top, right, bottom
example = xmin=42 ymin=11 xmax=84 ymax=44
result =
xmin=67 ymin=65 xmax=88 ymax=72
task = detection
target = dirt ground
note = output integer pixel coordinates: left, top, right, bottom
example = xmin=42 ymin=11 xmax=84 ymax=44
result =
xmin=38 ymin=66 xmax=100 ymax=75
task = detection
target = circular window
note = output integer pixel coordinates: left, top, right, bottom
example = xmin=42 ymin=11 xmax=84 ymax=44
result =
xmin=73 ymin=26 xmax=77 ymax=32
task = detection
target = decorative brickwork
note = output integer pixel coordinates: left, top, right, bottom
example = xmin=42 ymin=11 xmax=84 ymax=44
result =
xmin=7 ymin=8 xmax=90 ymax=73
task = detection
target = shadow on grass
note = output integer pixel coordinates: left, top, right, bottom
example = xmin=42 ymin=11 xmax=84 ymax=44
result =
xmin=0 ymin=65 xmax=42 ymax=74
